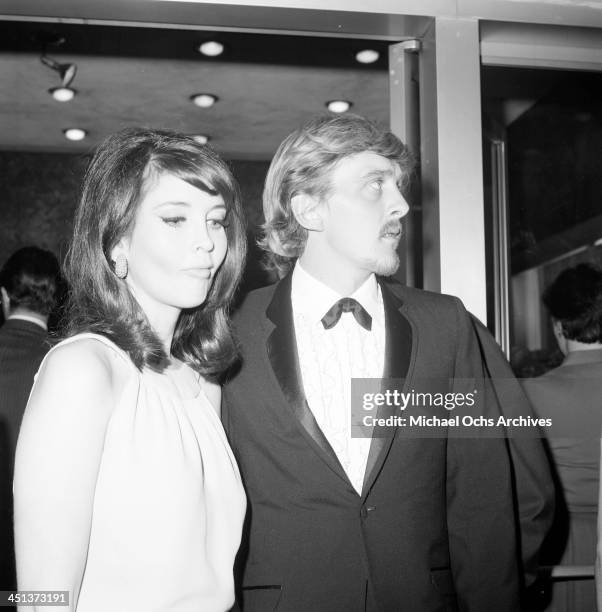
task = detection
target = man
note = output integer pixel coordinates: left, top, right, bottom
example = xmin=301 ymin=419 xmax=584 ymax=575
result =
xmin=223 ymin=114 xmax=553 ymax=611
xmin=523 ymin=263 xmax=602 ymax=611
xmin=0 ymin=246 xmax=61 ymax=594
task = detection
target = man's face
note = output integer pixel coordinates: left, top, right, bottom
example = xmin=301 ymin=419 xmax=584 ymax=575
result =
xmin=317 ymin=151 xmax=409 ymax=277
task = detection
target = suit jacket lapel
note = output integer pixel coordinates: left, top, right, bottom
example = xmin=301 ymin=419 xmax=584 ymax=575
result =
xmin=266 ymin=273 xmax=351 ymax=487
xmin=362 ymin=280 xmax=413 ymax=498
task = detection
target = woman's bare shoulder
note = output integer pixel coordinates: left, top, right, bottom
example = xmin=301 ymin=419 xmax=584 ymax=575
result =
xmin=30 ymin=336 xmax=133 ymax=417
xmin=15 ymin=337 xmax=132 ymax=505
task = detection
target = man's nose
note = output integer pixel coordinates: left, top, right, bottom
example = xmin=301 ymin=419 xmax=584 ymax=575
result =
xmin=389 ymin=188 xmax=410 ymax=219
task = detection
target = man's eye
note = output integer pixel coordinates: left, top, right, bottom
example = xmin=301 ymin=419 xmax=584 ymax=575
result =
xmin=162 ymin=216 xmax=186 ymax=227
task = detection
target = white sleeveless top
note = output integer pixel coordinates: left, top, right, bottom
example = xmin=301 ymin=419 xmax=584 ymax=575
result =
xmin=40 ymin=333 xmax=246 ymax=612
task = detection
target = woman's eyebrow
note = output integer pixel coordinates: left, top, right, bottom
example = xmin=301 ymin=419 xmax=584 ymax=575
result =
xmin=153 ymin=201 xmax=191 ymax=210
xmin=208 ymin=204 xmax=228 ymax=214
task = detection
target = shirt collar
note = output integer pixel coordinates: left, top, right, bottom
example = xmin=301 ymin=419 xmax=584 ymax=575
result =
xmin=291 ymin=261 xmax=380 ymax=324
xmin=562 ymin=347 xmax=602 ymax=366
xmin=7 ymin=313 xmax=48 ymax=331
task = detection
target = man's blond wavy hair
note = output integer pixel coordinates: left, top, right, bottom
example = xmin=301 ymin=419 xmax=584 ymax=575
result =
xmin=259 ymin=113 xmax=414 ymax=278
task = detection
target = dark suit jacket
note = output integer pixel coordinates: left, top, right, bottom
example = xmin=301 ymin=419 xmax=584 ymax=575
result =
xmin=521 ymin=351 xmax=602 ymax=611
xmin=0 ymin=318 xmax=50 ymax=593
xmin=522 ymin=349 xmax=602 ymax=562
xmin=223 ymin=277 xmax=554 ymax=612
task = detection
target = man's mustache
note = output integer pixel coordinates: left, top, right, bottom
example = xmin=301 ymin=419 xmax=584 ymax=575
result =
xmin=379 ymin=221 xmax=402 ymax=237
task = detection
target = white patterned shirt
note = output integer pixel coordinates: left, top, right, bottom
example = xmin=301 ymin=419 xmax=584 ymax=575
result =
xmin=291 ymin=262 xmax=386 ymax=494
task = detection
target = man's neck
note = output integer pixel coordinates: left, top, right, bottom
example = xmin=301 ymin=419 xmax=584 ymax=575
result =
xmin=298 ymin=251 xmax=370 ymax=297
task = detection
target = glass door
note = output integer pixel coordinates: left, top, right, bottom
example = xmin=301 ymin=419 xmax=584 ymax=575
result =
xmin=481 ymin=23 xmax=602 ymax=367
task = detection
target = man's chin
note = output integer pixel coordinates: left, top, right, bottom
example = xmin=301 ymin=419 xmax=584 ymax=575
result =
xmin=370 ymin=254 xmax=400 ymax=276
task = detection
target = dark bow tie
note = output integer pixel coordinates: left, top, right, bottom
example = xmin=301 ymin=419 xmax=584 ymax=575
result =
xmin=321 ymin=298 xmax=372 ymax=331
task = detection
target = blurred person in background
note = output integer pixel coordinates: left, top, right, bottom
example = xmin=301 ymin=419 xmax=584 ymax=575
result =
xmin=0 ymin=245 xmax=61 ymax=600
xmin=523 ymin=262 xmax=602 ymax=611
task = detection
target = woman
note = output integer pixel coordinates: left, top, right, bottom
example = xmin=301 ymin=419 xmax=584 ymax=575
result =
xmin=13 ymin=128 xmax=247 ymax=611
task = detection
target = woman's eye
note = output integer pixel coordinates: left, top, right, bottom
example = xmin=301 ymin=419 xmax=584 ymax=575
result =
xmin=162 ymin=216 xmax=186 ymax=227
xmin=369 ymin=179 xmax=384 ymax=192
xmin=207 ymin=218 xmax=228 ymax=229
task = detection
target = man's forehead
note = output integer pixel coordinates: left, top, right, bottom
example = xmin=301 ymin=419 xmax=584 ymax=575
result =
xmin=335 ymin=151 xmax=402 ymax=179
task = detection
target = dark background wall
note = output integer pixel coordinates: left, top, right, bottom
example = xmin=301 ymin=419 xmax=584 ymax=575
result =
xmin=0 ymin=151 xmax=272 ymax=292
xmin=0 ymin=152 xmax=85 ymax=266
xmin=507 ymin=71 xmax=602 ymax=273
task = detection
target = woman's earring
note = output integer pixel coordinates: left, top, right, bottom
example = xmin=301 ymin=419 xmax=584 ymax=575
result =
xmin=114 ymin=253 xmax=128 ymax=279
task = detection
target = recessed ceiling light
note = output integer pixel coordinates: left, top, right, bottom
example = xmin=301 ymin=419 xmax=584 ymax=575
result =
xmin=326 ymin=100 xmax=352 ymax=113
xmin=355 ymin=49 xmax=380 ymax=64
xmin=49 ymin=87 xmax=76 ymax=102
xmin=193 ymin=135 xmax=210 ymax=144
xmin=190 ymin=93 xmax=218 ymax=108
xmin=63 ymin=128 xmax=87 ymax=141
xmin=198 ymin=41 xmax=224 ymax=57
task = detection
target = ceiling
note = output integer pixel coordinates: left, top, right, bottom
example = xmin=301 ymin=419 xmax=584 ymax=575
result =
xmin=0 ymin=20 xmax=392 ymax=160
xmin=2 ymin=16 xmax=600 ymax=161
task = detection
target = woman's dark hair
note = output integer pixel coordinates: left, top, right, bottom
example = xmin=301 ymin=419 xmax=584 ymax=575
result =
xmin=64 ymin=127 xmax=247 ymax=379
xmin=543 ymin=262 xmax=602 ymax=343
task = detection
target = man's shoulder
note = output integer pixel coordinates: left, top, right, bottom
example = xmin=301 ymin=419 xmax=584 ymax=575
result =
xmin=0 ymin=318 xmax=47 ymax=336
xmin=231 ymin=282 xmax=278 ymax=331
xmin=235 ymin=282 xmax=277 ymax=313
xmin=0 ymin=319 xmax=49 ymax=352
xmin=382 ymin=280 xmax=463 ymax=316
xmin=524 ymin=358 xmax=602 ymax=391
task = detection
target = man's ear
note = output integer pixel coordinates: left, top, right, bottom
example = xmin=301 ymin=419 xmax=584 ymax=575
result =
xmin=291 ymin=193 xmax=324 ymax=232
xmin=1 ymin=287 xmax=10 ymax=319
xmin=552 ymin=318 xmax=564 ymax=338
xmin=552 ymin=318 xmax=569 ymax=355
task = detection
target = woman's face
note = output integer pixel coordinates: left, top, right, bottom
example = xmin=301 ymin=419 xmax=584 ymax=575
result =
xmin=113 ymin=172 xmax=228 ymax=326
